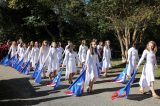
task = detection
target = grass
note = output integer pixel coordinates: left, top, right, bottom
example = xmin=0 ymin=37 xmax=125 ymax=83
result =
xmin=110 ymin=58 xmax=160 ymax=79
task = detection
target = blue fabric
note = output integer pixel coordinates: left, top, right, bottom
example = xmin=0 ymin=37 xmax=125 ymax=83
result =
xmin=113 ymin=65 xmax=128 ymax=83
xmin=67 ymin=66 xmax=86 ymax=96
xmin=15 ymin=58 xmax=24 ymax=72
xmin=32 ymin=62 xmax=40 ymax=78
xmin=0 ymin=55 xmax=9 ymax=65
xmin=52 ymin=69 xmax=63 ymax=90
xmin=22 ymin=60 xmax=30 ymax=75
xmin=35 ymin=64 xmax=44 ymax=84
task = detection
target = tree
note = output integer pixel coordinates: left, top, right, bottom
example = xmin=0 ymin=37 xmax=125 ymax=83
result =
xmin=87 ymin=0 xmax=160 ymax=62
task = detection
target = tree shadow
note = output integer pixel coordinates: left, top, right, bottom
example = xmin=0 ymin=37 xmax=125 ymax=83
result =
xmin=127 ymin=94 xmax=151 ymax=101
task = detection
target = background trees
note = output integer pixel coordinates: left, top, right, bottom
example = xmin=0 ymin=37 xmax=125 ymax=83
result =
xmin=0 ymin=0 xmax=160 ymax=60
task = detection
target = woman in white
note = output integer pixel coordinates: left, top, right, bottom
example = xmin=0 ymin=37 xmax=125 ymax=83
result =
xmin=78 ymin=40 xmax=88 ymax=64
xmin=102 ymin=40 xmax=111 ymax=77
xmin=62 ymin=43 xmax=79 ymax=84
xmin=57 ymin=42 xmax=64 ymax=64
xmin=97 ymin=41 xmax=103 ymax=58
xmin=44 ymin=42 xmax=59 ymax=80
xmin=16 ymin=43 xmax=24 ymax=61
xmin=137 ymin=41 xmax=160 ymax=99
xmin=8 ymin=41 xmax=17 ymax=58
xmin=85 ymin=40 xmax=99 ymax=93
xmin=126 ymin=43 xmax=139 ymax=78
xmin=30 ymin=41 xmax=39 ymax=69
xmin=38 ymin=40 xmax=49 ymax=78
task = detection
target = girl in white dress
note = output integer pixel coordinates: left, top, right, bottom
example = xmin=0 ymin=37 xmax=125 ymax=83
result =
xmin=78 ymin=40 xmax=88 ymax=64
xmin=127 ymin=43 xmax=139 ymax=78
xmin=97 ymin=41 xmax=103 ymax=59
xmin=30 ymin=42 xmax=39 ymax=69
xmin=57 ymin=42 xmax=64 ymax=65
xmin=8 ymin=41 xmax=17 ymax=58
xmin=38 ymin=40 xmax=49 ymax=78
xmin=22 ymin=43 xmax=28 ymax=63
xmin=137 ymin=41 xmax=160 ymax=99
xmin=102 ymin=40 xmax=111 ymax=77
xmin=16 ymin=43 xmax=24 ymax=61
xmin=85 ymin=40 xmax=99 ymax=93
xmin=44 ymin=42 xmax=59 ymax=80
xmin=62 ymin=43 xmax=79 ymax=84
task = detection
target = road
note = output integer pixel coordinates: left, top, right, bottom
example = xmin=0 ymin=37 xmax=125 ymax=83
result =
xmin=0 ymin=65 xmax=160 ymax=106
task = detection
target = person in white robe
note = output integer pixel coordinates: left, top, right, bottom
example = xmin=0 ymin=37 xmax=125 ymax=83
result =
xmin=102 ymin=40 xmax=111 ymax=77
xmin=78 ymin=40 xmax=88 ymax=64
xmin=57 ymin=42 xmax=64 ymax=65
xmin=8 ymin=41 xmax=17 ymax=58
xmin=44 ymin=42 xmax=60 ymax=80
xmin=62 ymin=43 xmax=79 ymax=84
xmin=85 ymin=40 xmax=99 ymax=93
xmin=137 ymin=41 xmax=160 ymax=99
xmin=126 ymin=43 xmax=139 ymax=78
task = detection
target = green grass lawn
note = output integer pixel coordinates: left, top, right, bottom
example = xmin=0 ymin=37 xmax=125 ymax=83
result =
xmin=111 ymin=58 xmax=160 ymax=79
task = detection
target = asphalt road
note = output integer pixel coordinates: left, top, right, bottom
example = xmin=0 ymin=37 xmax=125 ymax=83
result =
xmin=0 ymin=65 xmax=160 ymax=106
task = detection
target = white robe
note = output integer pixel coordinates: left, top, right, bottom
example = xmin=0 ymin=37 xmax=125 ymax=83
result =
xmin=8 ymin=46 xmax=17 ymax=58
xmin=38 ymin=47 xmax=49 ymax=68
xmin=127 ymin=47 xmax=139 ymax=76
xmin=46 ymin=47 xmax=60 ymax=72
xmin=102 ymin=46 xmax=111 ymax=69
xmin=78 ymin=45 xmax=88 ymax=63
xmin=85 ymin=50 xmax=99 ymax=85
xmin=137 ymin=49 xmax=157 ymax=87
xmin=63 ymin=51 xmax=79 ymax=79
xmin=17 ymin=47 xmax=25 ymax=61
xmin=30 ymin=47 xmax=39 ymax=68
xmin=57 ymin=47 xmax=64 ymax=63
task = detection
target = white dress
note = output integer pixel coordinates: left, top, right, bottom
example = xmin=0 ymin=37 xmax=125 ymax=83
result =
xmin=30 ymin=47 xmax=39 ymax=68
xmin=85 ymin=50 xmax=99 ymax=85
xmin=78 ymin=45 xmax=88 ymax=63
xmin=63 ymin=50 xmax=79 ymax=79
xmin=138 ymin=49 xmax=157 ymax=87
xmin=46 ymin=47 xmax=60 ymax=72
xmin=8 ymin=46 xmax=17 ymax=58
xmin=38 ymin=47 xmax=49 ymax=68
xmin=17 ymin=47 xmax=25 ymax=61
xmin=57 ymin=47 xmax=64 ymax=63
xmin=24 ymin=47 xmax=32 ymax=62
xmin=102 ymin=46 xmax=111 ymax=69
xmin=127 ymin=47 xmax=139 ymax=76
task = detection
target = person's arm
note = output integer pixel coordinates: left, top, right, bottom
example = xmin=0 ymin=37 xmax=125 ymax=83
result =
xmin=127 ymin=49 xmax=132 ymax=63
xmin=62 ymin=51 xmax=69 ymax=66
xmin=137 ymin=50 xmax=147 ymax=68
xmin=136 ymin=50 xmax=140 ymax=62
xmin=85 ymin=50 xmax=90 ymax=67
xmin=44 ymin=48 xmax=51 ymax=64
xmin=8 ymin=47 xmax=12 ymax=55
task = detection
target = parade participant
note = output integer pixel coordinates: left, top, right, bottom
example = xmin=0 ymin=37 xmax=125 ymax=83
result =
xmin=126 ymin=43 xmax=139 ymax=79
xmin=137 ymin=41 xmax=160 ymax=99
xmin=63 ymin=43 xmax=79 ymax=84
xmin=102 ymin=40 xmax=111 ymax=77
xmin=44 ymin=42 xmax=59 ymax=80
xmin=97 ymin=41 xmax=103 ymax=59
xmin=85 ymin=40 xmax=99 ymax=93
xmin=8 ymin=41 xmax=17 ymax=58
xmin=57 ymin=42 xmax=64 ymax=65
xmin=38 ymin=40 xmax=49 ymax=78
xmin=78 ymin=40 xmax=88 ymax=64
xmin=30 ymin=41 xmax=39 ymax=69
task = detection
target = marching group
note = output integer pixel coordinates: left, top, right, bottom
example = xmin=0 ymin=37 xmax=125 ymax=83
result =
xmin=1 ymin=39 xmax=160 ymax=99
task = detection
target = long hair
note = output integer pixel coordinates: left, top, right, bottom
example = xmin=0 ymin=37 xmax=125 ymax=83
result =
xmin=146 ymin=41 xmax=157 ymax=53
xmin=89 ymin=41 xmax=98 ymax=55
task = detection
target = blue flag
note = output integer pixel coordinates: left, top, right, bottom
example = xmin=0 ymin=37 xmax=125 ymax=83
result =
xmin=65 ymin=67 xmax=86 ymax=96
xmin=5 ymin=55 xmax=16 ymax=66
xmin=15 ymin=59 xmax=24 ymax=72
xmin=0 ymin=55 xmax=9 ymax=65
xmin=112 ymin=70 xmax=137 ymax=100
xmin=32 ymin=62 xmax=40 ymax=79
xmin=47 ymin=69 xmax=63 ymax=90
xmin=21 ymin=60 xmax=30 ymax=75
xmin=34 ymin=64 xmax=44 ymax=84
xmin=113 ymin=65 xmax=128 ymax=83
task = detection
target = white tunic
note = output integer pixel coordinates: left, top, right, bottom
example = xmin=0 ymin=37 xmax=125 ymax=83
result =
xmin=137 ymin=49 xmax=157 ymax=87
xmin=57 ymin=47 xmax=64 ymax=63
xmin=102 ymin=46 xmax=111 ymax=69
xmin=78 ymin=45 xmax=88 ymax=63
xmin=24 ymin=47 xmax=32 ymax=62
xmin=46 ymin=47 xmax=60 ymax=72
xmin=8 ymin=46 xmax=17 ymax=58
xmin=38 ymin=47 xmax=49 ymax=68
xmin=30 ymin=47 xmax=39 ymax=68
xmin=17 ymin=47 xmax=25 ymax=61
xmin=63 ymin=50 xmax=79 ymax=79
xmin=127 ymin=47 xmax=139 ymax=76
xmin=85 ymin=50 xmax=99 ymax=85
